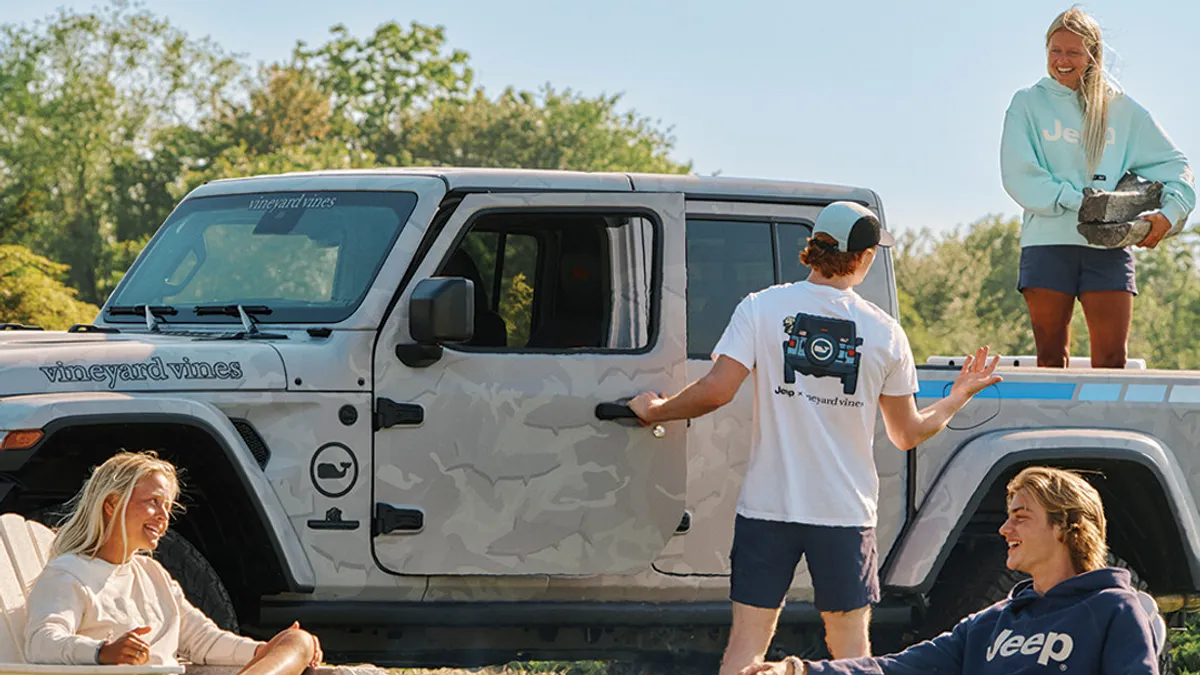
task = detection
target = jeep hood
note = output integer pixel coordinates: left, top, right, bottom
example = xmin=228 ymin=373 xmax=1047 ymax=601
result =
xmin=0 ymin=331 xmax=287 ymax=396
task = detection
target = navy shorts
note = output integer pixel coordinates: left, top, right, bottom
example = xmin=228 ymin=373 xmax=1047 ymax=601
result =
xmin=1017 ymin=245 xmax=1137 ymax=297
xmin=729 ymin=515 xmax=879 ymax=612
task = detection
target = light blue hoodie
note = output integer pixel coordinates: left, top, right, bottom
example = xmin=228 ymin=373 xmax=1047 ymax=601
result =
xmin=1001 ymin=77 xmax=1195 ymax=248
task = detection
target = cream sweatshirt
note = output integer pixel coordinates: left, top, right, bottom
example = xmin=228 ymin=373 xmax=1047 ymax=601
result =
xmin=24 ymin=553 xmax=262 ymax=666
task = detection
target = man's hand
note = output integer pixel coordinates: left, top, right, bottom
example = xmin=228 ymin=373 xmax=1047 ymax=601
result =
xmin=739 ymin=658 xmax=803 ymax=675
xmin=627 ymin=392 xmax=666 ymax=424
xmin=1137 ymin=212 xmax=1172 ymax=249
xmin=949 ymin=346 xmax=1002 ymax=401
xmin=98 ymin=626 xmax=152 ymax=665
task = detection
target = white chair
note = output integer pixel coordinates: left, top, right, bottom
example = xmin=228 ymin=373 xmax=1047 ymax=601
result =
xmin=0 ymin=513 xmax=182 ymax=675
xmin=1135 ymin=590 xmax=1169 ymax=656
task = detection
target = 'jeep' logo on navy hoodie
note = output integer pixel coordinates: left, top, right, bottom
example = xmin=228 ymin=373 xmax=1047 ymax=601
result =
xmin=984 ymin=629 xmax=1073 ymax=666
xmin=803 ymin=568 xmax=1160 ymax=674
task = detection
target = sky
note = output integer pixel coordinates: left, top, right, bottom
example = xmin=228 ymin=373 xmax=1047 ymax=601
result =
xmin=3 ymin=0 xmax=1198 ymax=235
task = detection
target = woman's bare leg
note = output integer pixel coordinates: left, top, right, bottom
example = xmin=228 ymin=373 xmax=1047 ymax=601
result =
xmin=1080 ymin=290 xmax=1133 ymax=368
xmin=1022 ymin=288 xmax=1076 ymax=367
xmin=238 ymin=628 xmax=316 ymax=675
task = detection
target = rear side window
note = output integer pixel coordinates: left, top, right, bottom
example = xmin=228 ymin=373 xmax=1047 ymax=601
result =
xmin=685 ymin=219 xmax=813 ymax=359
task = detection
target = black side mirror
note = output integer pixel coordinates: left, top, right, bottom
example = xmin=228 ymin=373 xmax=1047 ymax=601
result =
xmin=410 ymin=277 xmax=475 ymax=345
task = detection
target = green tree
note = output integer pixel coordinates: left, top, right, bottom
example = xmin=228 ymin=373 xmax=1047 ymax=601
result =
xmin=0 ymin=1 xmax=242 ymax=303
xmin=0 ymin=245 xmax=99 ymax=329
xmin=292 ymin=21 xmax=473 ymax=164
xmin=404 ymin=86 xmax=692 ymax=173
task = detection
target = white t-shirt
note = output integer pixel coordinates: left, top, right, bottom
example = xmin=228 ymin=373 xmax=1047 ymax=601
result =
xmin=25 ymin=553 xmax=262 ymax=667
xmin=713 ymin=280 xmax=919 ymax=527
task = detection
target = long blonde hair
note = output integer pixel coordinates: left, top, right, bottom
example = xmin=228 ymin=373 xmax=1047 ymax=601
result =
xmin=1046 ymin=7 xmax=1115 ymax=178
xmin=1007 ymin=466 xmax=1108 ymax=574
xmin=50 ymin=451 xmax=181 ymax=560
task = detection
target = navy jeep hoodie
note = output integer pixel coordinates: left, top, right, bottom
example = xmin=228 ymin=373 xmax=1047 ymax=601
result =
xmin=806 ymin=568 xmax=1159 ymax=674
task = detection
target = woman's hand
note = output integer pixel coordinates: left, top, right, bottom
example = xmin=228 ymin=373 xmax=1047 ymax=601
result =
xmin=97 ymin=626 xmax=152 ymax=665
xmin=1138 ymin=212 xmax=1172 ymax=249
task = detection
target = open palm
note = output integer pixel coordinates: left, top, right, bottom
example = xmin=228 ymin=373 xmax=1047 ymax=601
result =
xmin=950 ymin=346 xmax=1003 ymax=400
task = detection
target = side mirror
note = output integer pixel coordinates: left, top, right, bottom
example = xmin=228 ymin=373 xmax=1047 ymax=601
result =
xmin=410 ymin=277 xmax=475 ymax=345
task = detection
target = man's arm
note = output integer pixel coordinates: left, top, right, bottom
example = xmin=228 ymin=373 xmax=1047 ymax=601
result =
xmin=740 ymin=611 xmax=974 ymax=675
xmin=878 ymin=347 xmax=1001 ymax=450
xmin=628 ymin=355 xmax=750 ymax=424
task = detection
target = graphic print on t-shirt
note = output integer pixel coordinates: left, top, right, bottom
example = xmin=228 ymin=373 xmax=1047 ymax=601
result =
xmin=781 ymin=313 xmax=864 ymax=395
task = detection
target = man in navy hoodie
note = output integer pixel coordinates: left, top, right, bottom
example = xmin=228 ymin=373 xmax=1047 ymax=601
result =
xmin=741 ymin=466 xmax=1162 ymax=674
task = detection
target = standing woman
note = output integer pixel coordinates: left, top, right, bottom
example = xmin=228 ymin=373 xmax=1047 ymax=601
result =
xmin=1001 ymin=7 xmax=1194 ymax=368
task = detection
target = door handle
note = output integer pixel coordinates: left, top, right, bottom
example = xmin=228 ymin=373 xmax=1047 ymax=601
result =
xmin=595 ymin=402 xmax=638 ymax=420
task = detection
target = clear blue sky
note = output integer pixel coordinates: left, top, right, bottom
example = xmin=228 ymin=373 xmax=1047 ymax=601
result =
xmin=4 ymin=1 xmax=1198 ymax=235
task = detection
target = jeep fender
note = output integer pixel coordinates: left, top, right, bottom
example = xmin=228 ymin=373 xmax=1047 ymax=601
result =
xmin=883 ymin=428 xmax=1200 ymax=593
xmin=0 ymin=392 xmax=316 ymax=592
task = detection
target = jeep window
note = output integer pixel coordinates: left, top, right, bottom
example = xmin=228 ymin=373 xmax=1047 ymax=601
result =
xmin=776 ymin=222 xmax=815 ymax=283
xmin=438 ymin=211 xmax=654 ymax=351
xmin=686 ymin=220 xmax=774 ymax=359
xmin=107 ymin=191 xmax=417 ymax=324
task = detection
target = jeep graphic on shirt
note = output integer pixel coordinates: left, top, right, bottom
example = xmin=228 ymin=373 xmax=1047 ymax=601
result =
xmin=781 ymin=313 xmax=864 ymax=395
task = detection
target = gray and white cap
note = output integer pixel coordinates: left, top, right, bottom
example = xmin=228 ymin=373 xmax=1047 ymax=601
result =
xmin=811 ymin=201 xmax=895 ymax=252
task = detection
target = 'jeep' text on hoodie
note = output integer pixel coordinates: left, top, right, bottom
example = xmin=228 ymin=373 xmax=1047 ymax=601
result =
xmin=1001 ymin=77 xmax=1195 ymax=248
xmin=804 ymin=568 xmax=1159 ymax=674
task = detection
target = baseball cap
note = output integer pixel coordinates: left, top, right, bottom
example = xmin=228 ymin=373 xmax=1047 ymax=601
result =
xmin=812 ymin=201 xmax=895 ymax=252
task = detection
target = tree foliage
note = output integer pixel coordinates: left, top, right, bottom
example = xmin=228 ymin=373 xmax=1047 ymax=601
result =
xmin=0 ymin=245 xmax=99 ymax=329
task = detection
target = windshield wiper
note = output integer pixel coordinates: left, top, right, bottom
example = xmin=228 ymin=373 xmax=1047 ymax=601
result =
xmin=105 ymin=304 xmax=178 ymax=332
xmin=193 ymin=304 xmax=273 ymax=335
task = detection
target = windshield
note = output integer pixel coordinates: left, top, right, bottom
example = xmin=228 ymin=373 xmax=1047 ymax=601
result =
xmin=107 ymin=190 xmax=418 ymax=324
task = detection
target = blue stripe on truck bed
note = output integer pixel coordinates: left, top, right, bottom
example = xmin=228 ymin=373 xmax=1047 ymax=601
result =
xmin=916 ymin=380 xmax=1077 ymax=400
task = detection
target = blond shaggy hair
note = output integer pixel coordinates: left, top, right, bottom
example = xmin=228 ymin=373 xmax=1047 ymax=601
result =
xmin=1007 ymin=466 xmax=1108 ymax=573
xmin=50 ymin=451 xmax=181 ymax=560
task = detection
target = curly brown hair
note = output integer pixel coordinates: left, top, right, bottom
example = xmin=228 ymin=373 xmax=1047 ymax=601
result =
xmin=799 ymin=233 xmax=871 ymax=278
xmin=1007 ymin=466 xmax=1108 ymax=573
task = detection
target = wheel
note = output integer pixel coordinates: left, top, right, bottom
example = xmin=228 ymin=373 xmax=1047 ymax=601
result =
xmin=911 ymin=536 xmax=1025 ymax=642
xmin=155 ymin=528 xmax=239 ymax=630
xmin=30 ymin=505 xmax=239 ymax=631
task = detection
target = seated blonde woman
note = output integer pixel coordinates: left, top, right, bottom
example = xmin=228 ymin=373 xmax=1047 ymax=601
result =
xmin=24 ymin=451 xmax=322 ymax=675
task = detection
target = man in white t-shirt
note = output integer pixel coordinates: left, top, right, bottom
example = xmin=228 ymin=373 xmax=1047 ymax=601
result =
xmin=629 ymin=201 xmax=1002 ymax=675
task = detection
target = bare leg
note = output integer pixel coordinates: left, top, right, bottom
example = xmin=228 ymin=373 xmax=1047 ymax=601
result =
xmin=1022 ymin=288 xmax=1076 ymax=367
xmin=821 ymin=606 xmax=871 ymax=659
xmin=1079 ymin=290 xmax=1133 ymax=368
xmin=719 ymin=602 xmax=783 ymax=675
xmin=238 ymin=628 xmax=316 ymax=675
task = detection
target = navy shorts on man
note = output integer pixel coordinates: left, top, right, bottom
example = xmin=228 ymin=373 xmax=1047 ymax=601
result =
xmin=1018 ymin=244 xmax=1137 ymax=296
xmin=730 ymin=515 xmax=880 ymax=613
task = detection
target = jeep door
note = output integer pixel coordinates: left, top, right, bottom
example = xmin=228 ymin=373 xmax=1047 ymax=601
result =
xmin=371 ymin=192 xmax=688 ymax=575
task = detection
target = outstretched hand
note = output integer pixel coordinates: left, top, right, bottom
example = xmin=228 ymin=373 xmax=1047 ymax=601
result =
xmin=950 ymin=346 xmax=1002 ymax=400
